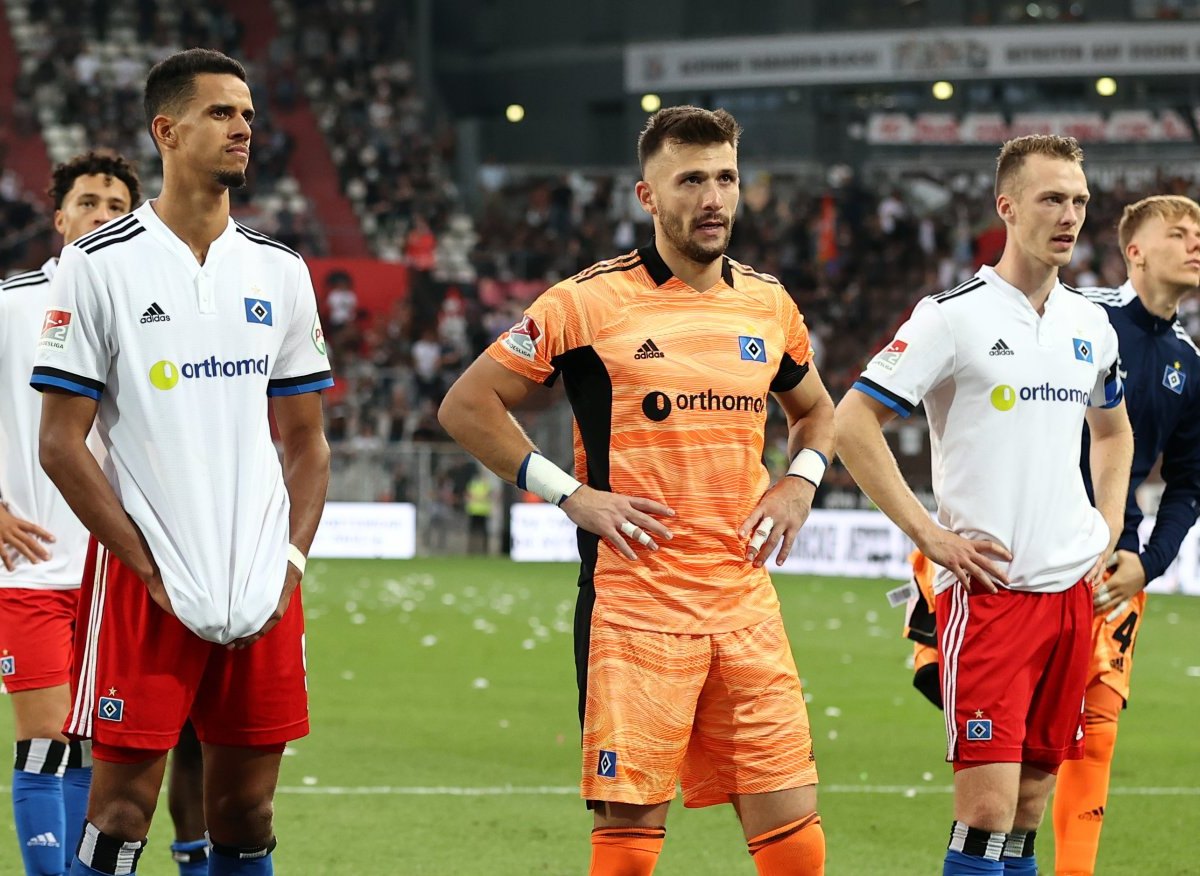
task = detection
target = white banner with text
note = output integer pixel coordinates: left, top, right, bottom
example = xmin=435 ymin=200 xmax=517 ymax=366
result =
xmin=626 ymin=23 xmax=1200 ymax=90
xmin=509 ymin=504 xmax=1197 ymax=595
xmin=310 ymin=502 xmax=417 ymax=559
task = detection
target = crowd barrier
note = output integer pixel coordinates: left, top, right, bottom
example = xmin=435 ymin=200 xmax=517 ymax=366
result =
xmin=510 ymin=504 xmax=1199 ymax=596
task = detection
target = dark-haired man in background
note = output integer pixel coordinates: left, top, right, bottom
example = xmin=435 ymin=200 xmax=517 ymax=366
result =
xmin=32 ymin=49 xmax=332 ymax=876
xmin=441 ymin=106 xmax=833 ymax=875
xmin=2 ymin=151 xmax=209 ymax=876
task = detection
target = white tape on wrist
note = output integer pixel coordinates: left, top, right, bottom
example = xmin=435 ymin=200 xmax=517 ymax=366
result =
xmin=786 ymin=448 xmax=828 ymax=488
xmin=287 ymin=544 xmax=307 ymax=576
xmin=518 ymin=452 xmax=583 ymax=507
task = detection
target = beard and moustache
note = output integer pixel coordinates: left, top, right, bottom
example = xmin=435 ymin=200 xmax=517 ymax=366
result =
xmin=659 ymin=207 xmax=732 ymax=264
xmin=214 ymin=169 xmax=248 ymax=188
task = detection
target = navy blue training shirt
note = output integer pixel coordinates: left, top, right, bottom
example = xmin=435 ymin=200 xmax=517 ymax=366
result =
xmin=1079 ymin=282 xmax=1200 ymax=582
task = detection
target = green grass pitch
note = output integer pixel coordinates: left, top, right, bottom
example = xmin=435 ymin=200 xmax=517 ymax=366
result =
xmin=2 ymin=557 xmax=1198 ymax=874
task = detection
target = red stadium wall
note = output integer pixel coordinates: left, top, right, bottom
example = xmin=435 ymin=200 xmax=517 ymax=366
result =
xmin=0 ymin=3 xmax=50 ymax=205
xmin=309 ymin=258 xmax=409 ymax=314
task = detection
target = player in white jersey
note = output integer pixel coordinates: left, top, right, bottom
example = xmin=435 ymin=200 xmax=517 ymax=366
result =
xmin=1 ymin=152 xmax=136 ymax=876
xmin=2 ymin=152 xmax=209 ymax=876
xmin=835 ymin=136 xmax=1133 ymax=875
xmin=31 ymin=50 xmax=332 ymax=876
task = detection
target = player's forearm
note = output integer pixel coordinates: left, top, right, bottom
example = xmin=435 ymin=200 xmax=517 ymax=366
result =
xmin=1088 ymin=428 xmax=1134 ymax=549
xmin=439 ymin=383 xmax=536 ymax=484
xmin=281 ymin=432 xmax=330 ymax=556
xmin=38 ymin=438 xmax=156 ymax=580
xmin=785 ymin=392 xmax=835 ymax=463
xmin=834 ymin=397 xmax=935 ymax=547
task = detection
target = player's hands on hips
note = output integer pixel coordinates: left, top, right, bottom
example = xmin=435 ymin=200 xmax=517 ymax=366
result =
xmin=740 ymin=476 xmax=816 ymax=568
xmin=917 ymin=527 xmax=1011 ymax=594
xmin=0 ymin=503 xmax=54 ymax=570
xmin=560 ymin=485 xmax=674 ymax=561
xmin=1092 ymin=549 xmax=1145 ymax=620
xmin=230 ymin=563 xmax=301 ymax=649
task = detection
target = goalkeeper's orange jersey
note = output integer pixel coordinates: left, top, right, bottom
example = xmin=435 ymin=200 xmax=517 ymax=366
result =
xmin=487 ymin=242 xmax=814 ymax=633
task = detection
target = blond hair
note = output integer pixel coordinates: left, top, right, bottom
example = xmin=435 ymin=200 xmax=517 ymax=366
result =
xmin=1118 ymin=195 xmax=1200 ymax=264
xmin=994 ymin=134 xmax=1085 ymax=199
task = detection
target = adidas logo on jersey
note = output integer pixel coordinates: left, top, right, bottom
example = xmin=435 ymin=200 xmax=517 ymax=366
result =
xmin=634 ymin=339 xmax=665 ymax=360
xmin=989 ymin=339 xmax=1014 ymax=356
xmin=141 ymin=303 xmax=171 ymax=323
xmin=27 ymin=832 xmax=60 ymax=847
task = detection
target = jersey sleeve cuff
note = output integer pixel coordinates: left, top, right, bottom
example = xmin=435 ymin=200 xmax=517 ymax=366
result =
xmin=266 ymin=371 xmax=334 ymax=397
xmin=852 ymin=377 xmax=915 ymax=418
xmin=30 ymin=367 xmax=104 ymax=400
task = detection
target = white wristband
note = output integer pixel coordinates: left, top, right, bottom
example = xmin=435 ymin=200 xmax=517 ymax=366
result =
xmin=287 ymin=543 xmax=307 ymax=576
xmin=786 ymin=448 xmax=828 ymax=488
xmin=518 ymin=452 xmax=583 ymax=506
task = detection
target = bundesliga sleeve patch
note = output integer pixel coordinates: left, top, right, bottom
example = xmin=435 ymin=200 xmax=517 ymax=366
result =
xmin=312 ymin=313 xmax=327 ymax=355
xmin=871 ymin=339 xmax=908 ymax=372
xmin=502 ymin=314 xmax=541 ymax=361
xmin=38 ymin=308 xmax=73 ymax=352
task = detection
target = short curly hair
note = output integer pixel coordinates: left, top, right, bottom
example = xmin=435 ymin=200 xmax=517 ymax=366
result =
xmin=47 ymin=150 xmax=142 ymax=210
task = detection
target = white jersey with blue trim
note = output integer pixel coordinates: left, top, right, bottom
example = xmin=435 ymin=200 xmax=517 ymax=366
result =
xmin=0 ymin=258 xmax=95 ymax=589
xmin=30 ymin=202 xmax=333 ymax=642
xmin=854 ymin=265 xmax=1123 ymax=594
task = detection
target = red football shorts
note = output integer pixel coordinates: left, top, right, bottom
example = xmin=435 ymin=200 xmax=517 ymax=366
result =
xmin=66 ymin=539 xmax=309 ymax=750
xmin=0 ymin=588 xmax=80 ymax=692
xmin=938 ymin=579 xmax=1091 ymax=768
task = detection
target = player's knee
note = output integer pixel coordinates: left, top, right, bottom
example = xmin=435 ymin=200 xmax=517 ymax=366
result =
xmin=89 ymin=795 xmax=157 ymax=841
xmin=207 ymin=794 xmax=274 ymax=846
xmin=956 ymin=799 xmax=1017 ymax=833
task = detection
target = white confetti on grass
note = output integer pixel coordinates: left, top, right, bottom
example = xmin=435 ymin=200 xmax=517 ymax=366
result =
xmin=522 ymin=639 xmax=536 ymax=650
xmin=824 ymin=707 xmax=842 ymax=718
xmin=825 ymin=618 xmax=842 ymax=630
xmin=302 ymin=776 xmax=318 ymax=786
xmin=1186 ymin=666 xmax=1200 ymax=677
xmin=922 ymin=772 xmax=934 ymax=782
xmin=441 ymin=593 xmax=457 ymax=605
xmin=827 ymin=730 xmax=839 ymax=740
xmin=420 ymin=634 xmax=438 ymax=647
xmin=1167 ymin=613 xmax=1180 ymax=624
xmin=340 ymin=671 xmax=355 ymax=681
xmin=472 ymin=678 xmax=490 ymax=689
xmin=904 ymin=788 xmax=917 ymax=798
xmin=351 ymin=613 xmax=366 ymax=625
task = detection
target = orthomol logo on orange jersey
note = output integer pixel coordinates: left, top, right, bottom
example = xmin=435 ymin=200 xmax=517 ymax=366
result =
xmin=642 ymin=389 xmax=768 ymax=422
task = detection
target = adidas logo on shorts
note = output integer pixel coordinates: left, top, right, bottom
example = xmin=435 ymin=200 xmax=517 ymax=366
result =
xmin=989 ymin=339 xmax=1014 ymax=356
xmin=141 ymin=302 xmax=171 ymax=323
xmin=634 ymin=339 xmax=665 ymax=360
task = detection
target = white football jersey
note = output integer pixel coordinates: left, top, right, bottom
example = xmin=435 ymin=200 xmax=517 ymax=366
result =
xmin=854 ymin=266 xmax=1124 ymax=594
xmin=31 ymin=203 xmax=333 ymax=642
xmin=0 ymin=259 xmax=93 ymax=589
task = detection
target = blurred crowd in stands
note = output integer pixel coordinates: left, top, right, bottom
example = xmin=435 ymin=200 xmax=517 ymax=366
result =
xmin=3 ymin=0 xmax=1200 ymax=509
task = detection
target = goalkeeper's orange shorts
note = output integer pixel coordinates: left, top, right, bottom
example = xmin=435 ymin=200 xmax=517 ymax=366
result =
xmin=580 ymin=611 xmax=818 ymax=808
xmin=1087 ymin=589 xmax=1145 ymax=703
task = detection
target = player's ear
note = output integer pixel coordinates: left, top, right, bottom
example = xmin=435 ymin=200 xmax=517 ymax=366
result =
xmin=151 ymin=114 xmax=177 ymax=151
xmin=996 ymin=191 xmax=1015 ymax=224
xmin=52 ymin=209 xmax=66 ymax=236
xmin=635 ymin=179 xmax=656 ymax=217
xmin=1125 ymin=241 xmax=1143 ymax=270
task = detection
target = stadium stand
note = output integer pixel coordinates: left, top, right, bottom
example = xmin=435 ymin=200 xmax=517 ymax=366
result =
xmin=3 ymin=0 xmax=1200 ymax=528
